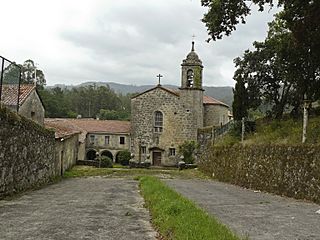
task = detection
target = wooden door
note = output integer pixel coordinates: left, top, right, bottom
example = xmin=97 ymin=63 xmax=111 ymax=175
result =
xmin=153 ymin=152 xmax=162 ymax=166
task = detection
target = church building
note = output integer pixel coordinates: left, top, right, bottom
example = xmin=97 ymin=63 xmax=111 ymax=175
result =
xmin=131 ymin=42 xmax=229 ymax=166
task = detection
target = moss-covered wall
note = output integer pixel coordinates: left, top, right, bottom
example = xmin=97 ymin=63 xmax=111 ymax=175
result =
xmin=198 ymin=144 xmax=320 ymax=204
xmin=0 ymin=107 xmax=56 ymax=198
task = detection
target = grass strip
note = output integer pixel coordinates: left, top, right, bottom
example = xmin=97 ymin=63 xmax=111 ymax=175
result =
xmin=139 ymin=176 xmax=241 ymax=240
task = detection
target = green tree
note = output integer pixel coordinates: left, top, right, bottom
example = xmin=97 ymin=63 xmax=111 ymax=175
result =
xmin=232 ymin=15 xmax=316 ymax=119
xmin=232 ymin=78 xmax=248 ymax=121
xmin=2 ymin=62 xmax=21 ymax=84
xmin=21 ymin=59 xmax=46 ymax=87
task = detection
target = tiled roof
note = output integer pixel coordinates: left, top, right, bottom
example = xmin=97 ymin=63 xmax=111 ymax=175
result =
xmin=44 ymin=118 xmax=131 ymax=141
xmin=69 ymin=119 xmax=131 ymax=134
xmin=44 ymin=119 xmax=82 ymax=139
xmin=203 ymin=95 xmax=229 ymax=107
xmin=1 ymin=84 xmax=35 ymax=106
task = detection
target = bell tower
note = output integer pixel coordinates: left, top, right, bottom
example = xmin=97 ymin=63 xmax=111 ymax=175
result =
xmin=179 ymin=41 xmax=204 ymax=137
xmin=180 ymin=41 xmax=203 ymax=90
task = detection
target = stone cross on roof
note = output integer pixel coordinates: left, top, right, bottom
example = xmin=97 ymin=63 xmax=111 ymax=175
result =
xmin=157 ymin=74 xmax=163 ymax=86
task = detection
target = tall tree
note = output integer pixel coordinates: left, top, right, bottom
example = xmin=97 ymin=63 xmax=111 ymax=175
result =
xmin=233 ymin=16 xmax=307 ymax=118
xmin=21 ymin=59 xmax=46 ymax=87
xmin=232 ymin=78 xmax=248 ymax=121
xmin=202 ymin=0 xmax=320 ymax=104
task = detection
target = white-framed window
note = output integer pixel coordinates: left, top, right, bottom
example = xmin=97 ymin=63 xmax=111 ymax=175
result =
xmin=154 ymin=111 xmax=163 ymax=133
xmin=169 ymin=148 xmax=176 ymax=156
xmin=105 ymin=136 xmax=110 ymax=145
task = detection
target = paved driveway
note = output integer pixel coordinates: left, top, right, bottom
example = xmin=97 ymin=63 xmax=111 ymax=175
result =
xmin=164 ymin=179 xmax=320 ymax=240
xmin=0 ymin=178 xmax=156 ymax=240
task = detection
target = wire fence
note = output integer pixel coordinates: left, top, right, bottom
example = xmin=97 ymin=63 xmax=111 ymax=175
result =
xmin=0 ymin=55 xmax=22 ymax=112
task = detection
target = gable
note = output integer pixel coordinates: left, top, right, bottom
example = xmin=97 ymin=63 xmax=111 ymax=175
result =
xmin=131 ymin=85 xmax=179 ymax=100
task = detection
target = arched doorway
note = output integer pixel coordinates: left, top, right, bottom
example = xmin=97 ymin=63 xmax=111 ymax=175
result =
xmin=86 ymin=149 xmax=97 ymax=160
xmin=115 ymin=152 xmax=121 ymax=163
xmin=101 ymin=150 xmax=113 ymax=160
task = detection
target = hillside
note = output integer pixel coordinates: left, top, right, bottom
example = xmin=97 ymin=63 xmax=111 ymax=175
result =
xmin=47 ymin=82 xmax=234 ymax=107
xmin=218 ymin=115 xmax=320 ymax=146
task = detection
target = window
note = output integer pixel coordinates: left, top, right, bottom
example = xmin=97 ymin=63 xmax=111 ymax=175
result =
xmin=187 ymin=69 xmax=194 ymax=87
xmin=89 ymin=135 xmax=95 ymax=144
xmin=169 ymin=148 xmax=176 ymax=156
xmin=141 ymin=146 xmax=146 ymax=155
xmin=154 ymin=111 xmax=163 ymax=133
xmin=31 ymin=111 xmax=35 ymax=120
xmin=105 ymin=136 xmax=110 ymax=145
xmin=120 ymin=136 xmax=125 ymax=145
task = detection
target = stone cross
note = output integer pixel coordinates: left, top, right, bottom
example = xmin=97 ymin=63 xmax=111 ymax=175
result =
xmin=157 ymin=74 xmax=163 ymax=85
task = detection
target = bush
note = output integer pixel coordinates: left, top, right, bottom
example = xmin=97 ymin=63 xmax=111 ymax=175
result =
xmin=96 ymin=156 xmax=113 ymax=168
xmin=117 ymin=150 xmax=131 ymax=166
xmin=178 ymin=141 xmax=199 ymax=164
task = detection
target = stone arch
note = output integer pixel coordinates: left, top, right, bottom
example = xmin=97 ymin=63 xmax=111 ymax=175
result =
xmin=187 ymin=69 xmax=194 ymax=87
xmin=86 ymin=149 xmax=97 ymax=160
xmin=101 ymin=150 xmax=113 ymax=160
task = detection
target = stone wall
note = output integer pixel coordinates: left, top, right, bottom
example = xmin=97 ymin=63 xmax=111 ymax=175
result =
xmin=198 ymin=144 xmax=320 ymax=203
xmin=55 ymin=134 xmax=79 ymax=175
xmin=0 ymin=107 xmax=56 ymax=198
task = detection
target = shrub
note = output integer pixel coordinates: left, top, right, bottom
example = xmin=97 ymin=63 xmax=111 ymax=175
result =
xmin=96 ymin=156 xmax=113 ymax=168
xmin=117 ymin=150 xmax=131 ymax=166
xmin=178 ymin=141 xmax=199 ymax=164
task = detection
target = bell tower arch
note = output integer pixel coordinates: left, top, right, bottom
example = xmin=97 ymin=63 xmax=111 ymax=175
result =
xmin=180 ymin=41 xmax=203 ymax=90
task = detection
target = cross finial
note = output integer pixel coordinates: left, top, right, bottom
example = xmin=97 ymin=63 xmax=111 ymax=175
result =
xmin=157 ymin=74 xmax=163 ymax=86
xmin=191 ymin=34 xmax=196 ymax=51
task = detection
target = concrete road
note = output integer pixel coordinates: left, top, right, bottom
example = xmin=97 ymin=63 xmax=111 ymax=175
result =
xmin=164 ymin=179 xmax=320 ymax=240
xmin=0 ymin=178 xmax=156 ymax=240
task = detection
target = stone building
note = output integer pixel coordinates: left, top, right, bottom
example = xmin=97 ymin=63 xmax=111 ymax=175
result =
xmin=45 ymin=118 xmax=130 ymax=162
xmin=45 ymin=119 xmax=81 ymax=175
xmin=2 ymin=84 xmax=45 ymax=125
xmin=131 ymin=42 xmax=229 ymax=166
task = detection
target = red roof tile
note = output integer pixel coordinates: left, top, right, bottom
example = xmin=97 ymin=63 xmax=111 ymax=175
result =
xmin=44 ymin=118 xmax=131 ymax=141
xmin=203 ymin=95 xmax=229 ymax=107
xmin=1 ymin=84 xmax=35 ymax=106
xmin=69 ymin=119 xmax=131 ymax=134
xmin=44 ymin=119 xmax=82 ymax=139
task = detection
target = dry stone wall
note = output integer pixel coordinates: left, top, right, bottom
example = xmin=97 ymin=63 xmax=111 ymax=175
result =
xmin=0 ymin=107 xmax=56 ymax=198
xmin=199 ymin=144 xmax=320 ymax=203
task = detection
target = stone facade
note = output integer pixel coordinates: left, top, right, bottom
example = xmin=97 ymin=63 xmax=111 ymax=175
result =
xmin=131 ymin=42 xmax=229 ymax=166
xmin=2 ymin=84 xmax=45 ymax=125
xmin=0 ymin=107 xmax=56 ymax=198
xmin=18 ymin=88 xmax=45 ymax=125
xmin=86 ymin=132 xmax=130 ymax=161
xmin=55 ymin=133 xmax=79 ymax=175
xmin=204 ymin=104 xmax=229 ymax=127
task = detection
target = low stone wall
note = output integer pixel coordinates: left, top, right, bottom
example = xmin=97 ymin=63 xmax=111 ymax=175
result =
xmin=198 ymin=144 xmax=320 ymax=203
xmin=0 ymin=107 xmax=56 ymax=198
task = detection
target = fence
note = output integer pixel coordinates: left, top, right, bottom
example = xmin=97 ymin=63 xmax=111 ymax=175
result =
xmin=0 ymin=55 xmax=22 ymax=112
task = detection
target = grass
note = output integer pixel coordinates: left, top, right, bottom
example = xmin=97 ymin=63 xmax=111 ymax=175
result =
xmin=216 ymin=115 xmax=320 ymax=146
xmin=139 ymin=176 xmax=241 ymax=240
xmin=63 ymin=165 xmax=209 ymax=179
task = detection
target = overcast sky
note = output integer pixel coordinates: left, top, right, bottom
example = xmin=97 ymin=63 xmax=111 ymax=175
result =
xmin=0 ymin=0 xmax=278 ymax=87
